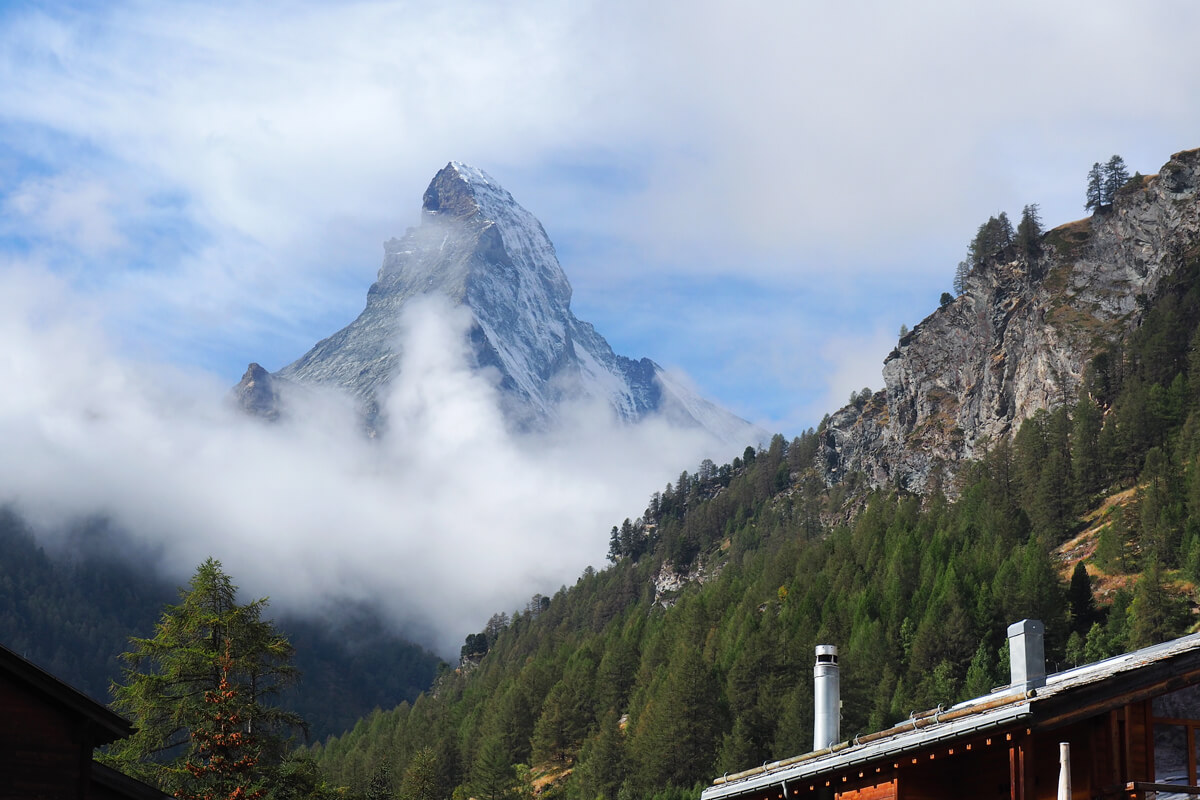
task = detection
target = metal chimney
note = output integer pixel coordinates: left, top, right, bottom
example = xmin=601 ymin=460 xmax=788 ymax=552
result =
xmin=813 ymin=644 xmax=840 ymax=750
xmin=1007 ymin=619 xmax=1046 ymax=691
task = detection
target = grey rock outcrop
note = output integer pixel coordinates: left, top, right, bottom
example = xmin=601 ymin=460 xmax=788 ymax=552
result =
xmin=236 ymin=162 xmax=762 ymax=446
xmin=822 ymin=148 xmax=1200 ymax=493
xmin=233 ymin=363 xmax=283 ymax=421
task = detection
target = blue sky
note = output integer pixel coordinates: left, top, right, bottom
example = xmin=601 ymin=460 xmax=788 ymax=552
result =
xmin=4 ymin=0 xmax=1200 ymax=437
xmin=8 ymin=0 xmax=1200 ymax=650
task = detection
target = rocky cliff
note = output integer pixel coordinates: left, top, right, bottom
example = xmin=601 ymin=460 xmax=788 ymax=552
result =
xmin=237 ymin=163 xmax=762 ymax=446
xmin=822 ymin=148 xmax=1200 ymax=493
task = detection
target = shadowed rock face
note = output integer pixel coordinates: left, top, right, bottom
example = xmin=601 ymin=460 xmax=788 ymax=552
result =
xmin=235 ymin=162 xmax=762 ymax=446
xmin=234 ymin=363 xmax=281 ymax=421
xmin=822 ymin=148 xmax=1200 ymax=495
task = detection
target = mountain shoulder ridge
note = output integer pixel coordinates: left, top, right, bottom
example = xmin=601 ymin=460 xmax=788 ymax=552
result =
xmin=822 ymin=147 xmax=1200 ymax=494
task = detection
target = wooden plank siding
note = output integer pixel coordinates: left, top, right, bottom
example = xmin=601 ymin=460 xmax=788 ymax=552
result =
xmin=0 ymin=667 xmax=93 ymax=800
xmin=0 ymin=644 xmax=163 ymax=800
xmin=835 ymin=777 xmax=896 ymax=800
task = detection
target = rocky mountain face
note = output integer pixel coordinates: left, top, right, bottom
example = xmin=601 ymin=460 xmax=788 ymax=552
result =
xmin=236 ymin=162 xmax=760 ymax=445
xmin=822 ymin=148 xmax=1200 ymax=493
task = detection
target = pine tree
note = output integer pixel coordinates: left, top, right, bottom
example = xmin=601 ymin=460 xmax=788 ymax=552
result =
xmin=180 ymin=645 xmax=268 ymax=800
xmin=1016 ymin=204 xmax=1043 ymax=259
xmin=1103 ymin=155 xmax=1130 ymax=204
xmin=366 ymin=760 xmax=395 ymax=800
xmin=963 ymin=640 xmax=996 ymax=698
xmin=103 ymin=559 xmax=304 ymax=796
xmin=398 ymin=748 xmax=440 ymax=800
xmin=574 ymin=710 xmax=627 ymax=800
xmin=1067 ymin=561 xmax=1098 ymax=635
xmin=629 ymin=641 xmax=724 ymax=791
xmin=967 ymin=216 xmax=1012 ymax=268
xmin=953 ymin=260 xmax=970 ymax=295
xmin=1129 ymin=557 xmax=1184 ymax=648
xmin=1086 ymin=162 xmax=1104 ymax=211
xmin=1071 ymin=395 xmax=1103 ymax=507
xmin=471 ymin=738 xmax=516 ymax=800
xmin=996 ymin=211 xmax=1014 ymax=247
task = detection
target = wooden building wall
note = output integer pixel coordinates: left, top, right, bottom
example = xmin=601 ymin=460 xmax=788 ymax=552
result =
xmin=714 ymin=696 xmax=1175 ymax=800
xmin=0 ymin=668 xmax=95 ymax=800
xmin=823 ymin=700 xmax=1159 ymax=800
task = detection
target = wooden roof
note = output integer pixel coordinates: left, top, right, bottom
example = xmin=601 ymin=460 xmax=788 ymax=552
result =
xmin=703 ymin=632 xmax=1200 ymax=800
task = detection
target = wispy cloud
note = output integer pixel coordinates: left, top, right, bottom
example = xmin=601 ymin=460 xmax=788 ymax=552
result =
xmin=3 ymin=2 xmax=1200 ymax=428
xmin=0 ymin=269 xmax=728 ymax=657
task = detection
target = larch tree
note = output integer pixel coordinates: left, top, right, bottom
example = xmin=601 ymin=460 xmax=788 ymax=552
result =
xmin=1086 ymin=162 xmax=1105 ymax=210
xmin=1016 ymin=204 xmax=1042 ymax=259
xmin=1103 ymin=155 xmax=1130 ymax=204
xmin=953 ymin=260 xmax=970 ymax=295
xmin=471 ymin=738 xmax=516 ymax=800
xmin=103 ymin=558 xmax=305 ymax=798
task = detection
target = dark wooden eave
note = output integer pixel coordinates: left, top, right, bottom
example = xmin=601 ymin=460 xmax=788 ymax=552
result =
xmin=1033 ymin=646 xmax=1200 ymax=731
xmin=91 ymin=761 xmax=171 ymax=799
xmin=0 ymin=641 xmax=132 ymax=745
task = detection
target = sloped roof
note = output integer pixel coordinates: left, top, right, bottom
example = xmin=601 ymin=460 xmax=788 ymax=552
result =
xmin=0 ymin=641 xmax=132 ymax=745
xmin=703 ymin=632 xmax=1200 ymax=800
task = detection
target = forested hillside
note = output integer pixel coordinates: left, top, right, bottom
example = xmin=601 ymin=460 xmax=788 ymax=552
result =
xmin=0 ymin=512 xmax=442 ymax=740
xmin=309 ymin=240 xmax=1200 ymax=799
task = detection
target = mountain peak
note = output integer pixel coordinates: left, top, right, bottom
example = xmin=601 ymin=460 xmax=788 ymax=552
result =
xmin=422 ymin=161 xmax=517 ymax=223
xmin=239 ymin=163 xmax=763 ymax=448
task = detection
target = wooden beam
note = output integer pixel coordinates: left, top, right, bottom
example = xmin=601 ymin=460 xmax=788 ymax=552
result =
xmin=1036 ymin=665 xmax=1200 ymax=731
xmin=1126 ymin=782 xmax=1200 ymax=796
xmin=1009 ymin=731 xmax=1035 ymax=800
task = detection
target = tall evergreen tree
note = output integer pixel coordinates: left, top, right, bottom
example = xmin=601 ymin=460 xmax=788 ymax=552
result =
xmin=1129 ymin=557 xmax=1185 ymax=648
xmin=574 ymin=710 xmax=628 ymax=800
xmin=103 ymin=559 xmax=304 ymax=796
xmin=471 ymin=738 xmax=516 ymax=800
xmin=1103 ymin=155 xmax=1130 ymax=204
xmin=1016 ymin=204 xmax=1043 ymax=259
xmin=1086 ymin=162 xmax=1104 ymax=210
xmin=953 ymin=260 xmax=970 ymax=295
xmin=1067 ymin=561 xmax=1098 ymax=635
xmin=398 ymin=748 xmax=440 ymax=800
xmin=630 ymin=641 xmax=724 ymax=791
xmin=366 ymin=760 xmax=395 ymax=800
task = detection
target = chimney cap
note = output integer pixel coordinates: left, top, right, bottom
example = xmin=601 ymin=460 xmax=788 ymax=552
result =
xmin=1007 ymin=619 xmax=1044 ymax=638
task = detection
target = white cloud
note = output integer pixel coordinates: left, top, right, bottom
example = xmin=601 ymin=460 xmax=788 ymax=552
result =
xmin=2 ymin=2 xmax=1200 ymax=638
xmin=3 ymin=0 xmax=1200 ymax=430
xmin=809 ymin=329 xmax=895 ymax=424
xmin=0 ymin=271 xmax=726 ymax=657
xmin=4 ymin=173 xmax=123 ymax=253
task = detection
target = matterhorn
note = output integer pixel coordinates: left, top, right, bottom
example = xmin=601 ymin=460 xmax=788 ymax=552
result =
xmin=236 ymin=162 xmax=761 ymax=446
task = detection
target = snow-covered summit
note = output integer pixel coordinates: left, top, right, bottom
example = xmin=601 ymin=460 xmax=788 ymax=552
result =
xmin=237 ymin=163 xmax=763 ymax=447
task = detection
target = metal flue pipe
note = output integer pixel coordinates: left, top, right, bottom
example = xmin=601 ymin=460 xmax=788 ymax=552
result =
xmin=813 ymin=645 xmax=840 ymax=751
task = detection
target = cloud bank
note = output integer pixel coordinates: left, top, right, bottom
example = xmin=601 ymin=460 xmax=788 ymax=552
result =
xmin=6 ymin=2 xmax=1200 ymax=434
xmin=0 ymin=270 xmax=728 ymax=658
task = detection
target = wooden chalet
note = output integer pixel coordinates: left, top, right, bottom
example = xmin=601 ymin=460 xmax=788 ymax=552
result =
xmin=0 ymin=642 xmax=167 ymax=799
xmin=702 ymin=621 xmax=1200 ymax=800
